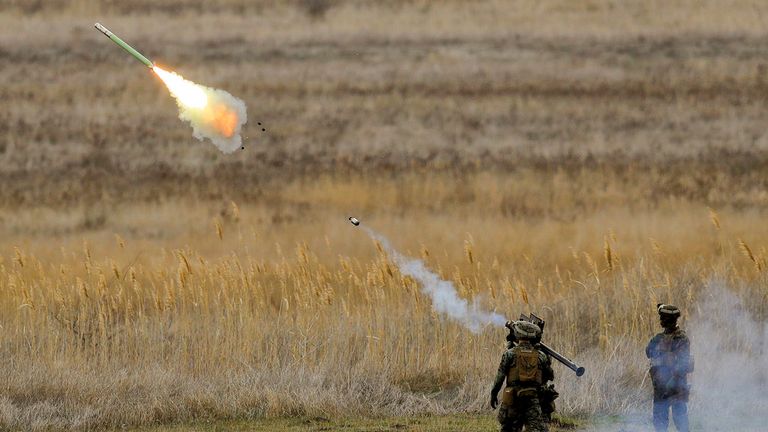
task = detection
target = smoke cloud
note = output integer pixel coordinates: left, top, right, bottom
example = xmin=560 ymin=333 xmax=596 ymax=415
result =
xmin=153 ymin=66 xmax=247 ymax=154
xmin=177 ymin=87 xmax=247 ymax=154
xmin=362 ymin=226 xmax=507 ymax=332
xmin=583 ymin=281 xmax=768 ymax=431
xmin=685 ymin=281 xmax=768 ymax=431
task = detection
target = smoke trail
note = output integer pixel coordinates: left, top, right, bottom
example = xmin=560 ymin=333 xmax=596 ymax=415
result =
xmin=362 ymin=226 xmax=507 ymax=332
xmin=153 ymin=67 xmax=247 ymax=154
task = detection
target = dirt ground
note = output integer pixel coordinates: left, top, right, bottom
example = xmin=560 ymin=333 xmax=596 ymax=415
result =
xmin=123 ymin=414 xmax=582 ymax=432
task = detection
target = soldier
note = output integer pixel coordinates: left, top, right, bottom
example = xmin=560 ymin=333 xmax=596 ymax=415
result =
xmin=491 ymin=321 xmax=554 ymax=432
xmin=646 ymin=304 xmax=694 ymax=432
xmin=504 ymin=320 xmax=559 ymax=422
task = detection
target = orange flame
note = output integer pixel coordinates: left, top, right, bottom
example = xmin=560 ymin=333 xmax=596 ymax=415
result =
xmin=153 ymin=66 xmax=239 ymax=138
xmin=204 ymin=103 xmax=238 ymax=138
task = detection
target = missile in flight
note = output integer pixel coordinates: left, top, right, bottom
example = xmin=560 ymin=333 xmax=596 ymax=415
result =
xmin=94 ymin=23 xmax=154 ymax=68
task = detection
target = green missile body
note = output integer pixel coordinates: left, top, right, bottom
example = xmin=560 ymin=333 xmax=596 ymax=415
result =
xmin=94 ymin=23 xmax=154 ymax=68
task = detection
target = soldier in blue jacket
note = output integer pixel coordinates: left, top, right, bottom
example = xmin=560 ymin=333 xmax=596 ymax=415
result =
xmin=646 ymin=304 xmax=694 ymax=432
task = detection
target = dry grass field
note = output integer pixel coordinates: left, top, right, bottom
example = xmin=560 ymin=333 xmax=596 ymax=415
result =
xmin=1 ymin=1 xmax=768 ymax=430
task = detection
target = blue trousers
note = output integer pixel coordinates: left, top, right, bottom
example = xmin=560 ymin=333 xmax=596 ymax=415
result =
xmin=653 ymin=399 xmax=689 ymax=432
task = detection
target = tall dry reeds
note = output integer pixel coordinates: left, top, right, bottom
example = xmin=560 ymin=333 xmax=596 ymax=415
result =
xmin=1 ymin=182 xmax=766 ymax=429
xmin=2 ymin=1 xmax=768 ymax=429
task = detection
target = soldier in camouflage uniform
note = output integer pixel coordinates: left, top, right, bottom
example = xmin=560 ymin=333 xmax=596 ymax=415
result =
xmin=491 ymin=321 xmax=554 ymax=432
xmin=504 ymin=320 xmax=559 ymax=422
xmin=646 ymin=304 xmax=694 ymax=432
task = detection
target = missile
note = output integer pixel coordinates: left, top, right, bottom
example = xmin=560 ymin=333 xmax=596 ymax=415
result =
xmin=94 ymin=23 xmax=154 ymax=68
xmin=348 ymin=217 xmax=360 ymax=226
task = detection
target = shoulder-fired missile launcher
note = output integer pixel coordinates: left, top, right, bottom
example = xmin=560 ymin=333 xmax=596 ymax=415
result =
xmin=506 ymin=313 xmax=586 ymax=377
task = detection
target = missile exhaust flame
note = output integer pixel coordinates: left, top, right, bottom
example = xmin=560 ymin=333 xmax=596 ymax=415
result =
xmin=152 ymin=67 xmax=207 ymax=109
xmin=152 ymin=66 xmax=247 ymax=153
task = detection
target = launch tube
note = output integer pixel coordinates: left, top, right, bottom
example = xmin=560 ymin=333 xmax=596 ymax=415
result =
xmin=506 ymin=318 xmax=586 ymax=377
xmin=94 ymin=23 xmax=154 ymax=68
xmin=538 ymin=342 xmax=586 ymax=377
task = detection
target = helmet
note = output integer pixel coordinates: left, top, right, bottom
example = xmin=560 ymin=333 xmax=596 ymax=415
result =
xmin=657 ymin=304 xmax=681 ymax=318
xmin=513 ymin=321 xmax=542 ymax=340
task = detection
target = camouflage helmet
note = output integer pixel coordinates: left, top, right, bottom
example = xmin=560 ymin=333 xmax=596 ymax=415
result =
xmin=657 ymin=304 xmax=681 ymax=318
xmin=513 ymin=321 xmax=542 ymax=340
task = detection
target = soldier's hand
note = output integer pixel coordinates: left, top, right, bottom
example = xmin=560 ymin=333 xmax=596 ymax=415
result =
xmin=490 ymin=393 xmax=499 ymax=409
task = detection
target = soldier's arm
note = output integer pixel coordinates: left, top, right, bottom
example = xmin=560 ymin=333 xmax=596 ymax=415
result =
xmin=540 ymin=352 xmax=554 ymax=383
xmin=675 ymin=333 xmax=694 ymax=373
xmin=491 ymin=351 xmax=511 ymax=395
xmin=645 ymin=334 xmax=661 ymax=359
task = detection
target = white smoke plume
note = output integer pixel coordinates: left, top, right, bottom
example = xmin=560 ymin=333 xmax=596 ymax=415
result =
xmin=362 ymin=226 xmax=507 ymax=332
xmin=685 ymin=281 xmax=768 ymax=431
xmin=177 ymin=87 xmax=247 ymax=154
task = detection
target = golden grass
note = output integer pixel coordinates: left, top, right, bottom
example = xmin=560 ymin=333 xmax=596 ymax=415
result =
xmin=2 ymin=1 xmax=768 ymax=429
xmin=1 ymin=173 xmax=767 ymax=429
